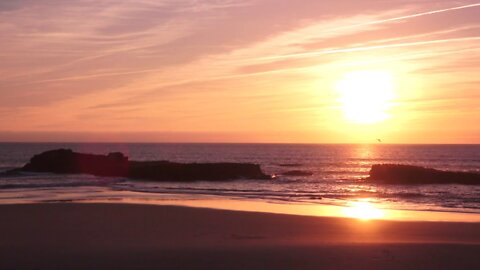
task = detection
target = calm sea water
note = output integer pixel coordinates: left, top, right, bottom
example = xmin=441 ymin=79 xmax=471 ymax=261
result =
xmin=0 ymin=143 xmax=479 ymax=213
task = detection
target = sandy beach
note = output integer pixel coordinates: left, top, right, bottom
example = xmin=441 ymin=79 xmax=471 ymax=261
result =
xmin=1 ymin=203 xmax=479 ymax=269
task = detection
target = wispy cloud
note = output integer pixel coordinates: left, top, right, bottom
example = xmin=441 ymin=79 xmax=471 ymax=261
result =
xmin=245 ymin=2 xmax=480 ymax=62
xmin=1 ymin=0 xmax=480 ymax=142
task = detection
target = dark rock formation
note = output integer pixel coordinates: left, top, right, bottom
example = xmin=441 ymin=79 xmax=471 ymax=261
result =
xmin=367 ymin=164 xmax=480 ymax=185
xmin=281 ymin=170 xmax=314 ymax=176
xmin=22 ymin=149 xmax=129 ymax=177
xmin=18 ymin=149 xmax=271 ymax=182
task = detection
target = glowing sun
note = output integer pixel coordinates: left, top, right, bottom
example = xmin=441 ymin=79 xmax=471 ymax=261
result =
xmin=336 ymin=70 xmax=395 ymax=124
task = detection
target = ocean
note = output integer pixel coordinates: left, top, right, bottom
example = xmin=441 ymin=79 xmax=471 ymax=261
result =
xmin=1 ymin=143 xmax=479 ymax=215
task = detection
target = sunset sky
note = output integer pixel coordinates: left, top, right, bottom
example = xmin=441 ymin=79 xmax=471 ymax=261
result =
xmin=1 ymin=0 xmax=479 ymax=143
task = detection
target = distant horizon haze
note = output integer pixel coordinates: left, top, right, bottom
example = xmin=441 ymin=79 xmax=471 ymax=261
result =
xmin=0 ymin=131 xmax=478 ymax=144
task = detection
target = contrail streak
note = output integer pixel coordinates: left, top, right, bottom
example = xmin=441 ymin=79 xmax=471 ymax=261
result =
xmin=255 ymin=2 xmax=480 ymax=61
xmin=328 ymin=2 xmax=480 ymax=34
xmin=258 ymin=36 xmax=480 ymax=61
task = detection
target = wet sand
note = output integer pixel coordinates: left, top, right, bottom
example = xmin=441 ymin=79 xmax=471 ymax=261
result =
xmin=1 ymin=203 xmax=479 ymax=269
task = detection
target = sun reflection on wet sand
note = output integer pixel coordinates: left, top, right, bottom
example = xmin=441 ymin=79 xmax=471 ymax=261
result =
xmin=342 ymin=200 xmax=385 ymax=220
xmin=75 ymin=194 xmax=480 ymax=222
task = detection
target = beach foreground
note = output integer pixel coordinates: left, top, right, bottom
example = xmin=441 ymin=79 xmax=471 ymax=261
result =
xmin=1 ymin=203 xmax=480 ymax=270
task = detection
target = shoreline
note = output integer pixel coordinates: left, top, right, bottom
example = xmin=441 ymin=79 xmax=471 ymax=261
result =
xmin=1 ymin=202 xmax=480 ymax=269
xmin=2 ymin=186 xmax=480 ymax=222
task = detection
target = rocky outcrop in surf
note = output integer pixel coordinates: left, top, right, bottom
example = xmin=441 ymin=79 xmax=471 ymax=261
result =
xmin=367 ymin=164 xmax=480 ymax=185
xmin=15 ymin=149 xmax=271 ymax=182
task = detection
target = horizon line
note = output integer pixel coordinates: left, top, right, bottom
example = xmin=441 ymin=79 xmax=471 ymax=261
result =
xmin=0 ymin=141 xmax=478 ymax=146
